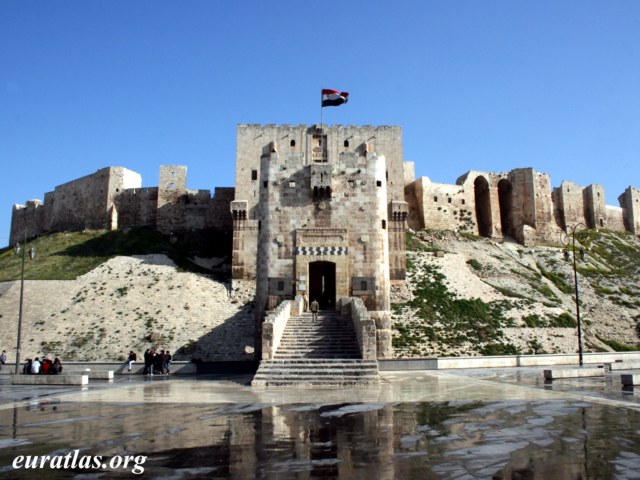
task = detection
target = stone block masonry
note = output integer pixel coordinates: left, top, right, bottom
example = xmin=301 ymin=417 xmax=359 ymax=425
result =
xmin=234 ymin=125 xmax=405 ymax=325
xmin=411 ymin=167 xmax=638 ymax=246
xmin=9 ymin=124 xmax=639 ymax=251
xmin=10 ymin=166 xmax=232 ymax=246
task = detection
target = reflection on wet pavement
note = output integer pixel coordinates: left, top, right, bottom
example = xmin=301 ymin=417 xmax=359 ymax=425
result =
xmin=0 ymin=370 xmax=639 ymax=479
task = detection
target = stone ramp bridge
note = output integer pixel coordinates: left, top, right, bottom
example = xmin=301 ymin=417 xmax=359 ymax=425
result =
xmin=252 ymin=297 xmax=390 ymax=387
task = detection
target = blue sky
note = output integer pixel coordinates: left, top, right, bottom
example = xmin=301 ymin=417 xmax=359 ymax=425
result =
xmin=1 ymin=1 xmax=639 ymax=245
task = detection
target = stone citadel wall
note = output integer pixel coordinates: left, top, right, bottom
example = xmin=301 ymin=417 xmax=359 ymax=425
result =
xmin=9 ymin=125 xmax=640 ymax=250
xmin=409 ymin=168 xmax=639 ymax=245
xmin=10 ymin=165 xmax=232 ymax=245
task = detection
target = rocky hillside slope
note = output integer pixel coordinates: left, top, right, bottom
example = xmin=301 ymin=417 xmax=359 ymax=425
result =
xmin=391 ymin=229 xmax=640 ymax=357
xmin=0 ymin=228 xmax=638 ymax=363
xmin=0 ymin=254 xmax=255 ymax=362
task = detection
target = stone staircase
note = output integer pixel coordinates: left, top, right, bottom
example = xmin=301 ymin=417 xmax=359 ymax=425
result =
xmin=252 ymin=311 xmax=380 ymax=387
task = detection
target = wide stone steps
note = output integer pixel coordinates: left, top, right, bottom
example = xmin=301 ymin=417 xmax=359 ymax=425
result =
xmin=273 ymin=353 xmax=361 ymax=359
xmin=252 ymin=362 xmax=380 ymax=386
xmin=252 ymin=312 xmax=380 ymax=387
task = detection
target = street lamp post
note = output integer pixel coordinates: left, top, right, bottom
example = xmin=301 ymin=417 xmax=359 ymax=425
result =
xmin=561 ymin=223 xmax=585 ymax=367
xmin=13 ymin=234 xmax=35 ymax=375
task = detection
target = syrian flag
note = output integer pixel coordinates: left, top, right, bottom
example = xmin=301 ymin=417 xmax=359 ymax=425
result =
xmin=321 ymin=89 xmax=349 ymax=107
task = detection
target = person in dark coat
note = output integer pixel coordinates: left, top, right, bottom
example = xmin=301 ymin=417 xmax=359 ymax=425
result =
xmin=51 ymin=358 xmax=63 ymax=374
xmin=143 ymin=349 xmax=152 ymax=375
xmin=154 ymin=350 xmax=164 ymax=375
xmin=310 ymin=299 xmax=319 ymax=322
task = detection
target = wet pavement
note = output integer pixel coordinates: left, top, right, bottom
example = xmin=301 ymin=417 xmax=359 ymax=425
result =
xmin=0 ymin=366 xmax=639 ymax=479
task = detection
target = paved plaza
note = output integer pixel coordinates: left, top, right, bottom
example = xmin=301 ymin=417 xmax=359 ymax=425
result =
xmin=0 ymin=366 xmax=639 ymax=479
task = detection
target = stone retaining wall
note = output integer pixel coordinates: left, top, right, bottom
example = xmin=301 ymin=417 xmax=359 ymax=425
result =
xmin=339 ymin=297 xmax=377 ymax=360
xmin=379 ymin=351 xmax=640 ymax=370
xmin=261 ymin=298 xmax=303 ymax=360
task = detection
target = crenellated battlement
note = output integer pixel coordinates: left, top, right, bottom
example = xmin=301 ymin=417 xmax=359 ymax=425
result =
xmin=8 ymin=124 xmax=639 ymax=252
xmin=9 ymin=166 xmax=233 ymax=245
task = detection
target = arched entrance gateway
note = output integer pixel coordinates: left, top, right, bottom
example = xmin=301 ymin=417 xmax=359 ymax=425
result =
xmin=308 ymin=261 xmax=336 ymax=310
xmin=498 ymin=179 xmax=513 ymax=238
xmin=474 ymin=176 xmax=492 ymax=238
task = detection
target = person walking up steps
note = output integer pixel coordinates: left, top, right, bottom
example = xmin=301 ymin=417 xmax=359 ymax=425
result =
xmin=310 ymin=299 xmax=319 ymax=322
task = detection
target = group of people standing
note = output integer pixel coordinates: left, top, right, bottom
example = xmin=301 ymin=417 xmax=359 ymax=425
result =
xmin=23 ymin=355 xmax=63 ymax=375
xmin=136 ymin=349 xmax=172 ymax=376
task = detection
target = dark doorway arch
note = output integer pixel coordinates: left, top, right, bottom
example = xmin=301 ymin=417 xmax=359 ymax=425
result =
xmin=309 ymin=261 xmax=336 ymax=310
xmin=474 ymin=176 xmax=492 ymax=238
xmin=497 ymin=179 xmax=513 ymax=238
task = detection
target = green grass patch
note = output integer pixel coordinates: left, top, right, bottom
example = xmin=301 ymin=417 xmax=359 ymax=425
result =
xmin=466 ymin=258 xmax=482 ymax=271
xmin=459 ymin=232 xmax=482 ymax=241
xmin=548 ymin=312 xmax=577 ymax=328
xmin=0 ymin=227 xmax=231 ymax=281
xmin=593 ymin=283 xmax=616 ymax=296
xmin=523 ymin=314 xmax=543 ymax=328
xmin=531 ymin=282 xmax=560 ymax=303
xmin=406 ymin=232 xmax=437 ymax=252
xmin=392 ymin=261 xmax=519 ymax=355
xmin=537 ymin=263 xmax=574 ymax=294
xmin=596 ymin=336 xmax=640 ymax=352
xmin=490 ymin=285 xmax=528 ymax=299
xmin=576 ymin=266 xmax=614 ymax=278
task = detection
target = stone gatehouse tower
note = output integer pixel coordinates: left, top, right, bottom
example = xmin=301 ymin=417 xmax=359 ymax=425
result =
xmin=230 ymin=124 xmax=411 ymax=321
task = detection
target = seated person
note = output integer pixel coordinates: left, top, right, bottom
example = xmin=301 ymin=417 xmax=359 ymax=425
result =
xmin=51 ymin=358 xmax=63 ymax=375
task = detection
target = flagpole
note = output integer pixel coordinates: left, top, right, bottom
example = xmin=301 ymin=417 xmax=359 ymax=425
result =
xmin=320 ymin=87 xmax=324 ymax=158
xmin=320 ymin=87 xmax=323 ymax=133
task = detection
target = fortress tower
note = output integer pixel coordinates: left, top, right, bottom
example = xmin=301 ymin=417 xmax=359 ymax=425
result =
xmin=620 ymin=186 xmax=640 ymax=234
xmin=231 ymin=124 xmax=411 ymax=322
